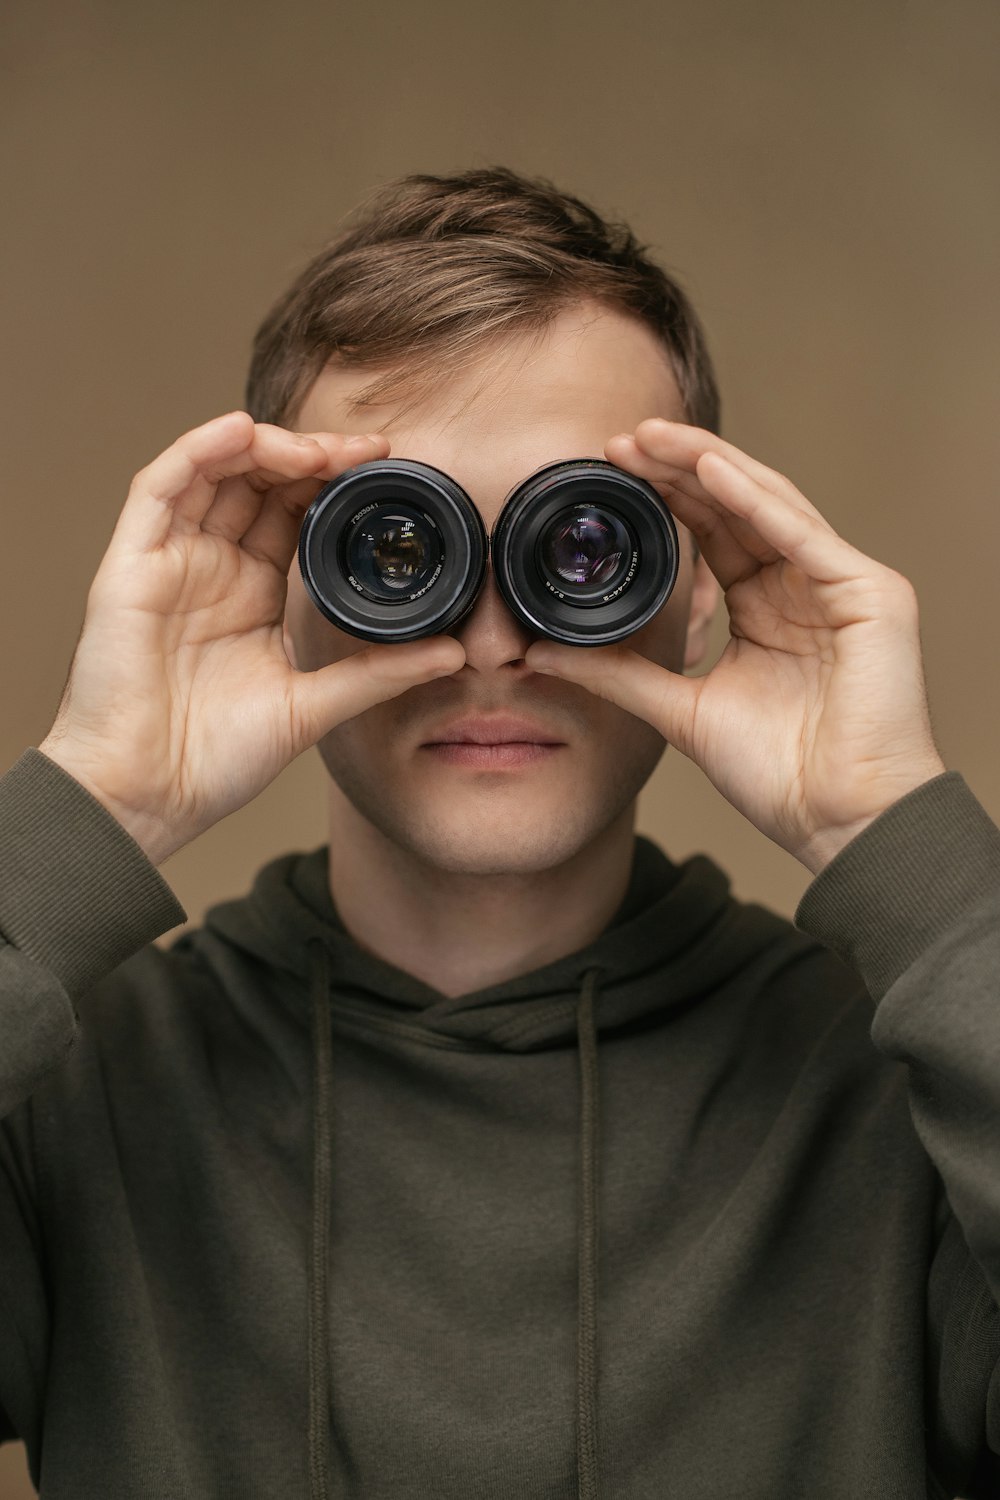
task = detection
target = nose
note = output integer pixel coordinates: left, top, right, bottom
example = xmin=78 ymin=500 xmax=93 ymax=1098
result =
xmin=447 ymin=559 xmax=537 ymax=674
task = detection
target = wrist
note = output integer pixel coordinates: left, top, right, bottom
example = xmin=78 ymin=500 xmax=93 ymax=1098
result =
xmin=36 ymin=736 xmax=180 ymax=867
xmin=798 ymin=814 xmax=883 ymax=878
xmin=796 ymin=759 xmax=949 ymax=878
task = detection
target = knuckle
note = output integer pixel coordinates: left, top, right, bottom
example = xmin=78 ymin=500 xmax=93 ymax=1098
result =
xmin=875 ymin=565 xmax=919 ymax=619
xmin=129 ymin=459 xmax=162 ymax=496
xmin=881 ymin=565 xmax=917 ymax=601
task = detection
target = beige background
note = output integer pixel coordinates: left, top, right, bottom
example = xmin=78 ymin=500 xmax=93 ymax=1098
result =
xmin=2 ymin=0 xmax=998 ymax=1492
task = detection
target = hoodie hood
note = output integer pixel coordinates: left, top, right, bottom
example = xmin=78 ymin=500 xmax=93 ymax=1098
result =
xmin=199 ymin=835 xmax=798 ymax=1500
xmin=203 ymin=835 xmax=791 ymax=1052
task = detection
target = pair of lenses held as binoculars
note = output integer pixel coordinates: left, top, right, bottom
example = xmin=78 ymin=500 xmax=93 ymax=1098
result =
xmin=298 ymin=456 xmax=681 ymax=646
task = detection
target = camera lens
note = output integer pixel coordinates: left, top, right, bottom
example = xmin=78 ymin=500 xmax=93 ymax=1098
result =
xmin=342 ymin=505 xmax=443 ymax=602
xmin=492 ymin=459 xmax=679 ymax=646
xmin=538 ymin=505 xmax=634 ymax=596
xmin=298 ymin=459 xmax=487 ymax=642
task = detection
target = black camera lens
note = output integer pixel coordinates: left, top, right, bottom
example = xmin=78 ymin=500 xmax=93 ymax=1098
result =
xmin=298 ymin=459 xmax=487 ymax=642
xmin=492 ymin=459 xmax=679 ymax=646
xmin=298 ymin=455 xmax=679 ymax=646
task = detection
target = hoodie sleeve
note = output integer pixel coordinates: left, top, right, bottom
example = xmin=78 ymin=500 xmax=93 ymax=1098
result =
xmin=0 ymin=748 xmax=188 ymax=1117
xmin=0 ymin=748 xmax=187 ymax=1453
xmin=794 ymin=770 xmax=1000 ymax=1495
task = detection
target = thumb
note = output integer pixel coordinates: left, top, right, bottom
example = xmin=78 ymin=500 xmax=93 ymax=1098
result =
xmin=290 ymin=638 xmax=466 ymax=742
xmin=525 ymin=642 xmax=702 ymax=760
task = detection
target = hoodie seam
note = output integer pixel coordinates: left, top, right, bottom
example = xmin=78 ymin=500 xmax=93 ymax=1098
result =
xmin=492 ymin=999 xmax=583 ymax=1045
xmin=324 ymin=1006 xmax=495 ymax=1052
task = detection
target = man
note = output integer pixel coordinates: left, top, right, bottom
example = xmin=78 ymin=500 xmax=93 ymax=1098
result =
xmin=1 ymin=167 xmax=997 ymax=1498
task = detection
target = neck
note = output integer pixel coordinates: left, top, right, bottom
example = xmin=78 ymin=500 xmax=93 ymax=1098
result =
xmin=325 ymin=795 xmax=636 ymax=1000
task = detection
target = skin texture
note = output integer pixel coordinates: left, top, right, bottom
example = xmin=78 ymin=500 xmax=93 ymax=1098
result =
xmin=282 ymin=303 xmax=720 ymax=996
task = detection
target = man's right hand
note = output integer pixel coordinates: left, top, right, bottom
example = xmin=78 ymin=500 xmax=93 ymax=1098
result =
xmin=37 ymin=411 xmax=466 ymax=866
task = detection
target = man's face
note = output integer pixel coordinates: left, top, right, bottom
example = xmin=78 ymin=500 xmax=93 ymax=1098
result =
xmin=284 ymin=301 xmax=718 ymax=875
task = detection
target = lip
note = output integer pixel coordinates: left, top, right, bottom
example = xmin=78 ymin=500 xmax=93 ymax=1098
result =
xmin=422 ymin=715 xmax=566 ymax=746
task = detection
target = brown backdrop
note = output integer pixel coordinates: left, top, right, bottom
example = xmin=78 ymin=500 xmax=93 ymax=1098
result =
xmin=2 ymin=0 xmax=998 ymax=1491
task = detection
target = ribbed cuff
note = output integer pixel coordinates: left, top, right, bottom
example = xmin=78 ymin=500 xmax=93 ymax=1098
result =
xmin=794 ymin=772 xmax=1000 ymax=1000
xmin=0 ymin=748 xmax=188 ymax=1000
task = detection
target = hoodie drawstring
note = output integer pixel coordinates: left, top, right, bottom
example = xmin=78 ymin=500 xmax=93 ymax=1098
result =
xmin=305 ymin=938 xmax=605 ymax=1499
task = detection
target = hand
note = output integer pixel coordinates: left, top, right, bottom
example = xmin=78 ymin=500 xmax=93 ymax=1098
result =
xmin=524 ymin=418 xmax=947 ymax=875
xmin=38 ymin=412 xmax=465 ymax=865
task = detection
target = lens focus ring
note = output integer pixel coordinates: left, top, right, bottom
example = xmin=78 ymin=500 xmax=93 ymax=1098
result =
xmin=492 ymin=459 xmax=679 ymax=645
xmin=298 ymin=459 xmax=488 ymax=642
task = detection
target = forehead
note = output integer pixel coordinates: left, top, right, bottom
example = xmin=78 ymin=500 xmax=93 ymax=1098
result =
xmin=293 ymin=302 xmax=685 ymax=525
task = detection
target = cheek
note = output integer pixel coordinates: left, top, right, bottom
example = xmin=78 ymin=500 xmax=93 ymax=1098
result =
xmin=627 ymin=572 xmax=694 ymax=670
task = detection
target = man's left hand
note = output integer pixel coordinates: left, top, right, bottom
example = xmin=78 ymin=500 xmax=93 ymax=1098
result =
xmin=524 ymin=418 xmax=947 ymax=876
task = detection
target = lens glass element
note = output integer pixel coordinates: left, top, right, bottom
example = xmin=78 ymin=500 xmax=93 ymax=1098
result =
xmin=343 ymin=505 xmax=443 ymax=602
xmin=538 ymin=505 xmax=633 ymax=591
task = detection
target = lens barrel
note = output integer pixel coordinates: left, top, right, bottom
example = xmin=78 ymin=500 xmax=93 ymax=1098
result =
xmin=298 ymin=459 xmax=488 ymax=642
xmin=492 ymin=459 xmax=679 ymax=645
xmin=298 ymin=456 xmax=679 ymax=646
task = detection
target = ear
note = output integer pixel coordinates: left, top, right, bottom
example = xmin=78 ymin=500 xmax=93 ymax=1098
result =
xmin=283 ymin=613 xmax=299 ymax=671
xmin=683 ymin=546 xmax=720 ymax=672
xmin=283 ymin=552 xmax=305 ymax=670
xmin=281 ymin=591 xmax=301 ymax=669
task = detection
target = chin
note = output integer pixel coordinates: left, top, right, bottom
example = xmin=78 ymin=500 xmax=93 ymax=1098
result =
xmin=319 ymin=729 xmax=663 ymax=877
xmin=323 ymin=759 xmax=604 ymax=878
xmin=400 ymin=807 xmax=599 ymax=878
xmin=384 ymin=778 xmax=607 ymax=876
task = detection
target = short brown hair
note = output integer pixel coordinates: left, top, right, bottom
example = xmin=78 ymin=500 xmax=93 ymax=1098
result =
xmin=245 ymin=166 xmax=720 ymax=433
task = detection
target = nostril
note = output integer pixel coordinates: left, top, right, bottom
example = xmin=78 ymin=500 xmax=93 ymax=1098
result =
xmin=449 ymin=583 xmax=536 ymax=670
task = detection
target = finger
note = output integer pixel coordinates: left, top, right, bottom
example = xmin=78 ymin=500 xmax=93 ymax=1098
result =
xmin=203 ymin=432 xmax=387 ymax=553
xmin=238 ymin=435 xmax=391 ymax=575
xmin=524 ymin=640 xmax=702 ymax=762
xmin=177 ymin=423 xmax=377 ymax=529
xmin=114 ymin=414 xmax=290 ymax=549
xmin=693 ymin=452 xmax=867 ymax=585
xmin=606 ymin=432 xmax=772 ymax=589
xmin=632 ymin=418 xmax=829 ymax=523
xmin=610 ymin=417 xmax=838 ymax=543
xmin=113 ymin=416 xmax=376 ymax=554
xmin=289 ymin=637 xmax=467 ymax=742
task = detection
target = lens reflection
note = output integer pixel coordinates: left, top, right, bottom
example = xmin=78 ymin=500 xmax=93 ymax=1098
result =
xmin=345 ymin=508 xmax=442 ymax=600
xmin=370 ymin=521 xmax=426 ymax=586
xmin=540 ymin=507 xmax=630 ymax=587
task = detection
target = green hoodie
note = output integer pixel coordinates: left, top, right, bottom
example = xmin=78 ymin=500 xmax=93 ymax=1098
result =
xmin=1 ymin=746 xmax=999 ymax=1499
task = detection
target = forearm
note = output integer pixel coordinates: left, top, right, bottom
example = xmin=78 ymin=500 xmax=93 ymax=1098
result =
xmin=0 ymin=749 xmax=186 ymax=1116
xmin=795 ymin=770 xmax=1000 ymax=1289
